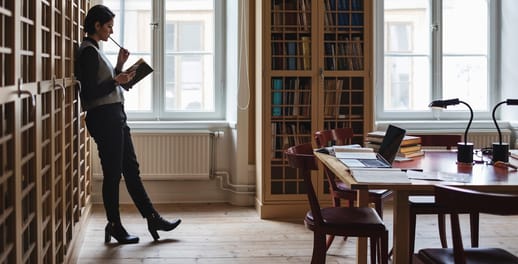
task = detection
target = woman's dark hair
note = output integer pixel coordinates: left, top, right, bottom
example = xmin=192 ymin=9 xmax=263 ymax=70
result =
xmin=83 ymin=5 xmax=115 ymax=35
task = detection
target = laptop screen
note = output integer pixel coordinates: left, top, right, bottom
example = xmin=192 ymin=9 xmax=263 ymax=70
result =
xmin=377 ymin=125 xmax=406 ymax=164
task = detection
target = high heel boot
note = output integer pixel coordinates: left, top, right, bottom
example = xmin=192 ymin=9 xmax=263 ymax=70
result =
xmin=147 ymin=213 xmax=181 ymax=241
xmin=104 ymin=222 xmax=139 ymax=244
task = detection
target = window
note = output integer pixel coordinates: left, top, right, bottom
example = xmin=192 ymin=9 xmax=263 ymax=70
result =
xmin=376 ymin=0 xmax=496 ymax=120
xmin=102 ymin=0 xmax=224 ymax=120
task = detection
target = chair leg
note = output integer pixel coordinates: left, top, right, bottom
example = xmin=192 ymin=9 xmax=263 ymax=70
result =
xmin=379 ymin=231 xmax=389 ymax=264
xmin=332 ymin=197 xmax=341 ymax=207
xmin=437 ymin=213 xmax=448 ymax=248
xmin=325 ymin=235 xmax=335 ymax=251
xmin=470 ymin=213 xmax=479 ymax=247
xmin=312 ymin=232 xmax=327 ymax=264
xmin=409 ymin=208 xmax=417 ymax=259
xmin=370 ymin=236 xmax=377 ymax=264
xmin=374 ymin=198 xmax=383 ymax=219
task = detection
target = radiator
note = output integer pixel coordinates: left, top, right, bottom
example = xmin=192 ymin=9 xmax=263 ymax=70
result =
xmin=469 ymin=130 xmax=512 ymax=149
xmin=93 ymin=131 xmax=216 ymax=180
xmin=133 ymin=131 xmax=215 ymax=180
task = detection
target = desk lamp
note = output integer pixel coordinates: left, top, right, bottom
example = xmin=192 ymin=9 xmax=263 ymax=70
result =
xmin=491 ymin=99 xmax=518 ymax=162
xmin=429 ymin=98 xmax=473 ymax=163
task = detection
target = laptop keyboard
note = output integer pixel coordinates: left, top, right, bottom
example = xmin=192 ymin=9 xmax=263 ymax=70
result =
xmin=360 ymin=159 xmax=390 ymax=168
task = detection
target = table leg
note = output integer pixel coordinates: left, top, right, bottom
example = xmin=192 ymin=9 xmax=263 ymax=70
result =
xmin=356 ymin=188 xmax=369 ymax=264
xmin=393 ymin=190 xmax=410 ymax=263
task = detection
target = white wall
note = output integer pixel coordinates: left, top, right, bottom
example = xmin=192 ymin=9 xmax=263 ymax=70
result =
xmin=500 ymin=0 xmax=518 ymax=144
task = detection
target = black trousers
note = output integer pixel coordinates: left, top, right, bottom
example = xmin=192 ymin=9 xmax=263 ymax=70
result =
xmin=85 ymin=103 xmax=155 ymax=222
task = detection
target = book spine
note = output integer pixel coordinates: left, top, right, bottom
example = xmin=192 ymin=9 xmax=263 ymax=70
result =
xmin=272 ymin=78 xmax=283 ymax=116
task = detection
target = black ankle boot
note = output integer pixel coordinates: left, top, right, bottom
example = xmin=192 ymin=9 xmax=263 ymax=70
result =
xmin=147 ymin=213 xmax=181 ymax=241
xmin=105 ymin=222 xmax=139 ymax=244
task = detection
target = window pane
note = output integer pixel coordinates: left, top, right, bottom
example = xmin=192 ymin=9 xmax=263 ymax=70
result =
xmin=165 ymin=0 xmax=214 ymax=112
xmin=384 ymin=56 xmax=430 ymax=110
xmin=384 ymin=0 xmax=431 ymax=111
xmin=443 ymin=56 xmax=488 ymax=110
xmin=104 ymin=0 xmax=153 ymax=112
xmin=443 ymin=0 xmax=488 ymax=111
xmin=443 ymin=0 xmax=488 ymax=54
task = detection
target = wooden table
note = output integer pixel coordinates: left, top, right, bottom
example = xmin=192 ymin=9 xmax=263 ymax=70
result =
xmin=315 ymin=150 xmax=518 ymax=264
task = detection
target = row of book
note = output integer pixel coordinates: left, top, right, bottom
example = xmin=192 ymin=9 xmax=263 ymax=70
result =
xmin=324 ymin=0 xmax=364 ymax=29
xmin=324 ymin=36 xmax=364 ymax=70
xmin=323 ymin=78 xmax=365 ymax=117
xmin=271 ymin=0 xmax=364 ymax=29
xmin=272 ymin=78 xmax=312 ymax=117
xmin=271 ymin=35 xmax=311 ymax=70
xmin=272 ymin=0 xmax=311 ymax=30
xmin=365 ymin=131 xmax=425 ymax=158
xmin=271 ymin=122 xmax=311 ymax=159
xmin=271 ymin=38 xmax=363 ymax=71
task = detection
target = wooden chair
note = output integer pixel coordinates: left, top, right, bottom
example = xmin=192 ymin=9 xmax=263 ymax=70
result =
xmin=407 ymin=134 xmax=479 ymax=259
xmin=285 ymin=143 xmax=389 ymax=264
xmin=414 ymin=185 xmax=518 ymax=264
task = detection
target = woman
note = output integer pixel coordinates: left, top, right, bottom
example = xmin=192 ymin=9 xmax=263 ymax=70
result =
xmin=75 ymin=4 xmax=181 ymax=244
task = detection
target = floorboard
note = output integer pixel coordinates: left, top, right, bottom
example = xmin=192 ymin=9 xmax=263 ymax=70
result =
xmin=77 ymin=203 xmax=518 ymax=263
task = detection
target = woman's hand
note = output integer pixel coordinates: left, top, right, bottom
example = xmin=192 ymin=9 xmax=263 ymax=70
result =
xmin=115 ymin=48 xmax=130 ymax=71
xmin=114 ymin=70 xmax=136 ymax=85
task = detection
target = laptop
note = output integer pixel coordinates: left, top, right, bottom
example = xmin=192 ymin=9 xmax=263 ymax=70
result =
xmin=338 ymin=125 xmax=406 ymax=168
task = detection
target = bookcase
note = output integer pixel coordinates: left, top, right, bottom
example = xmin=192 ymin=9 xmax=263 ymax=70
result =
xmin=0 ymin=1 xmax=91 ymax=263
xmin=256 ymin=0 xmax=373 ymax=218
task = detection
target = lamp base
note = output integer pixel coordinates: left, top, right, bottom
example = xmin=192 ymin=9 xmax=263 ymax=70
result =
xmin=457 ymin=142 xmax=474 ymax=164
xmin=492 ymin=143 xmax=509 ymax=163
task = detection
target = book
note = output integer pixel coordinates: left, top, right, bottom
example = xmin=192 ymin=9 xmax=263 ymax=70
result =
xmin=366 ymin=131 xmax=422 ymax=146
xmin=398 ymin=144 xmax=422 ymax=154
xmin=121 ymin=58 xmax=153 ymax=90
xmin=397 ymin=150 xmax=425 ymax=158
xmin=301 ymin=36 xmax=311 ymax=70
xmin=286 ymin=42 xmax=297 ymax=70
xmin=272 ymin=78 xmax=283 ymax=116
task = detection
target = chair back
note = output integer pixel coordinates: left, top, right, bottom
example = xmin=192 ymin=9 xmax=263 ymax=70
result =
xmin=410 ymin=134 xmax=461 ymax=150
xmin=434 ymin=185 xmax=518 ymax=263
xmin=285 ymin=143 xmax=323 ymax=224
xmin=314 ymin=127 xmax=353 ymax=147
xmin=314 ymin=128 xmax=354 ymax=199
xmin=435 ymin=185 xmax=518 ymax=215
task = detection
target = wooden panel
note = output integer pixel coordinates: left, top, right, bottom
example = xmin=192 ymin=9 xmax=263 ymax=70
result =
xmin=0 ymin=102 xmax=16 ymax=263
xmin=0 ymin=1 xmax=92 ymax=263
xmin=0 ymin=1 xmax=15 ymax=86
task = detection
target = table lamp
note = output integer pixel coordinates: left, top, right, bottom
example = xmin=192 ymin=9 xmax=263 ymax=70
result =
xmin=429 ymin=98 xmax=473 ymax=163
xmin=491 ymin=99 xmax=518 ymax=162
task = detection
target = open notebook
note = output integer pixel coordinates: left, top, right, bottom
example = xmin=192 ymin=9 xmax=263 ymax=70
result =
xmin=337 ymin=125 xmax=406 ymax=168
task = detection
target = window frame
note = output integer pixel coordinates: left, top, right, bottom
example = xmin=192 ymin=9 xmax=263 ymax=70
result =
xmin=103 ymin=0 xmax=225 ymax=121
xmin=374 ymin=0 xmax=499 ymax=121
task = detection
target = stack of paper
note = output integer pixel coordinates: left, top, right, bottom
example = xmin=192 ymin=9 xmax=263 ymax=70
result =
xmin=350 ymin=168 xmax=410 ymax=184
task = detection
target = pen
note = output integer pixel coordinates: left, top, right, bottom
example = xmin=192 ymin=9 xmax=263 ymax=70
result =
xmin=109 ymin=36 xmax=124 ymax=49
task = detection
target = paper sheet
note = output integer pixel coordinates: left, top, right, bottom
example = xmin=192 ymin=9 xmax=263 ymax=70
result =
xmin=351 ymin=169 xmax=411 ymax=184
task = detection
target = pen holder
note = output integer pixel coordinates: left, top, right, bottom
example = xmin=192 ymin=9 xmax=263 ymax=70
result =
xmin=492 ymin=143 xmax=509 ymax=163
xmin=457 ymin=142 xmax=473 ymax=164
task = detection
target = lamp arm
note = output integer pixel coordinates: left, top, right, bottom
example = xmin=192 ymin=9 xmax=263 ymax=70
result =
xmin=492 ymin=100 xmax=507 ymax=145
xmin=459 ymin=100 xmax=473 ymax=145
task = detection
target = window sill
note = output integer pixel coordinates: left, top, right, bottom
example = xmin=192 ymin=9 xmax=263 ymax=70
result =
xmin=128 ymin=120 xmax=230 ymax=132
xmin=375 ymin=120 xmax=509 ymax=132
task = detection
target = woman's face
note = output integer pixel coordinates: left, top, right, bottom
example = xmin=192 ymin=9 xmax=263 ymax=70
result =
xmin=95 ymin=19 xmax=114 ymax=41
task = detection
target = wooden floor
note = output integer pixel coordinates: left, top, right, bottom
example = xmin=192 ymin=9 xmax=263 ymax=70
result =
xmin=77 ymin=203 xmax=518 ymax=263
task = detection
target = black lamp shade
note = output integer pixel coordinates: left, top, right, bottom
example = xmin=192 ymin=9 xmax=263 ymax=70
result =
xmin=429 ymin=98 xmax=460 ymax=108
